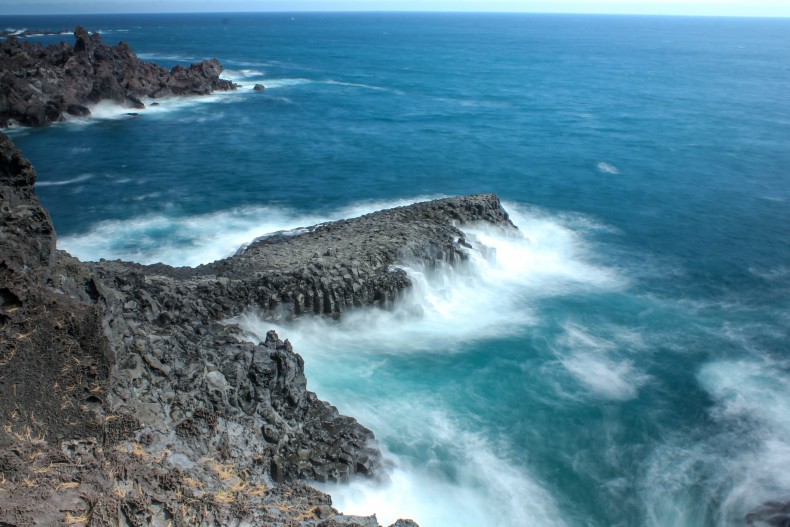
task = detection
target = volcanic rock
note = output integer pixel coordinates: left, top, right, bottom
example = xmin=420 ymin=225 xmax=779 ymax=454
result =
xmin=0 ymin=26 xmax=236 ymax=127
xmin=0 ymin=131 xmax=517 ymax=524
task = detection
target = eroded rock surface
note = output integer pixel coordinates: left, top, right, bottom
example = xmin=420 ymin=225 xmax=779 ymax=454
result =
xmin=0 ymin=131 xmax=514 ymax=525
xmin=0 ymin=26 xmax=236 ymax=127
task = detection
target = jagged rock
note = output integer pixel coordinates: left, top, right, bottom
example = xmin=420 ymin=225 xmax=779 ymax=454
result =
xmin=254 ymin=83 xmax=266 ymax=91
xmin=389 ymin=521 xmax=420 ymax=527
xmin=0 ymin=132 xmax=109 ymax=450
xmin=0 ymin=131 xmax=525 ymax=525
xmin=0 ymin=26 xmax=236 ymax=127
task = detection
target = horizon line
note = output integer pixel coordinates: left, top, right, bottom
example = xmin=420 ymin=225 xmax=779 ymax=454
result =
xmin=2 ymin=9 xmax=789 ymax=19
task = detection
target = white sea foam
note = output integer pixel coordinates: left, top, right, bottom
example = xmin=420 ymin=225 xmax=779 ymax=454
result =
xmin=221 ymin=69 xmax=256 ymax=81
xmin=58 ymin=196 xmax=443 ymax=266
xmin=235 ymin=78 xmax=313 ymax=91
xmin=700 ymin=359 xmax=790 ymax=438
xmin=230 ymin=203 xmax=622 ymax=353
xmin=60 ymin=92 xmax=240 ymax=127
xmin=711 ymin=364 xmax=790 ymax=524
xmin=69 ymin=146 xmax=93 ymax=154
xmin=642 ymin=356 xmax=790 ymax=526
xmin=227 ymin=203 xmax=624 ymax=526
xmin=320 ymin=409 xmax=568 ymax=527
xmin=95 ymin=28 xmax=129 ymax=35
xmin=36 ymin=173 xmax=93 ymax=187
xmin=553 ymin=324 xmax=649 ymax=401
xmin=244 ymin=306 xmax=572 ymax=527
xmin=323 ymin=79 xmax=403 ymax=94
xmin=60 ymin=206 xmax=318 ymax=266
xmin=224 ymin=59 xmax=275 ymax=68
xmin=136 ymin=52 xmax=202 ymax=63
xmin=62 ymin=101 xmax=142 ymax=125
xmin=749 ymin=265 xmax=790 ymax=281
xmin=597 ymin=162 xmax=620 ymax=175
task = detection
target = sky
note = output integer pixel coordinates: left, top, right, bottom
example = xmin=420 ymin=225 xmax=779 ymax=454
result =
xmin=0 ymin=0 xmax=789 ymax=17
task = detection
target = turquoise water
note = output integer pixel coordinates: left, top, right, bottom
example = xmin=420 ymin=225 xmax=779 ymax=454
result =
xmin=5 ymin=13 xmax=790 ymax=526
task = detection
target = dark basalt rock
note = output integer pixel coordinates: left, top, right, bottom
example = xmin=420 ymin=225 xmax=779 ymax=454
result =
xmin=0 ymin=132 xmax=521 ymax=525
xmin=0 ymin=26 xmax=236 ymax=127
xmin=254 ymin=83 xmax=266 ymax=91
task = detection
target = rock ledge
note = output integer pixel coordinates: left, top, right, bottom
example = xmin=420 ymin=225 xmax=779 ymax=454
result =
xmin=0 ymin=131 xmax=515 ymax=525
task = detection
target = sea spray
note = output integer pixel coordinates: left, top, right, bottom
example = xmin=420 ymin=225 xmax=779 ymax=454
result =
xmin=10 ymin=13 xmax=790 ymax=527
xmin=233 ymin=204 xmax=623 ymax=527
xmin=57 ymin=196 xmax=442 ymax=265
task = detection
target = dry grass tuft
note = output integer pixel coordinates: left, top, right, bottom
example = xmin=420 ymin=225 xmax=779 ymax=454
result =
xmin=183 ymin=476 xmax=204 ymax=490
xmin=33 ymin=463 xmax=55 ymax=475
xmin=65 ymin=512 xmax=90 ymax=525
xmin=11 ymin=425 xmax=45 ymax=444
xmin=247 ymin=482 xmax=269 ymax=498
xmin=0 ymin=346 xmax=16 ymax=366
xmin=273 ymin=501 xmax=317 ymax=520
xmin=208 ymin=460 xmax=238 ymax=482
xmin=213 ymin=490 xmax=235 ymax=504
xmin=56 ymin=482 xmax=80 ymax=491
xmin=14 ymin=327 xmax=36 ymax=340
xmin=130 ymin=442 xmax=147 ymax=457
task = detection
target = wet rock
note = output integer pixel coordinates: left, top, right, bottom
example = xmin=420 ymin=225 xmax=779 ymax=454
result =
xmin=0 ymin=132 xmax=521 ymax=526
xmin=747 ymin=500 xmax=790 ymax=526
xmin=0 ymin=27 xmax=236 ymax=127
xmin=254 ymin=83 xmax=266 ymax=91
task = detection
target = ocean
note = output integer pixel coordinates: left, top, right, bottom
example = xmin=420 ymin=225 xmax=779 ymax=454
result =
xmin=3 ymin=12 xmax=790 ymax=527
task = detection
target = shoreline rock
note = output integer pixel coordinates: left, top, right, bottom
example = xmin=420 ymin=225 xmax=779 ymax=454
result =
xmin=0 ymin=26 xmax=236 ymax=127
xmin=0 ymin=130 xmax=516 ymax=526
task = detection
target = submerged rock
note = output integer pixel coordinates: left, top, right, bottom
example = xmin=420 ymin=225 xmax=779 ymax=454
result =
xmin=747 ymin=500 xmax=790 ymax=526
xmin=0 ymin=26 xmax=236 ymax=127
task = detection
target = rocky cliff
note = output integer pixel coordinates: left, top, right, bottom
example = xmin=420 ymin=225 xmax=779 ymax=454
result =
xmin=0 ymin=130 xmax=515 ymax=526
xmin=0 ymin=27 xmax=236 ymax=127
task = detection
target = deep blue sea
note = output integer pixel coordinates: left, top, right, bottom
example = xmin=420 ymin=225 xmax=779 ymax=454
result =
xmin=4 ymin=12 xmax=790 ymax=527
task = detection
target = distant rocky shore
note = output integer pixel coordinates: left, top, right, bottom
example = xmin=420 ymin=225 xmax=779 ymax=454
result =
xmin=0 ymin=28 xmax=70 ymax=39
xmin=0 ymin=26 xmax=236 ymax=127
xmin=0 ymin=129 xmax=517 ymax=526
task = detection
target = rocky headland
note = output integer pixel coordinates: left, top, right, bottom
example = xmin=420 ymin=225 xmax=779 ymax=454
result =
xmin=0 ymin=27 xmax=236 ymax=127
xmin=0 ymin=129 xmax=516 ymax=526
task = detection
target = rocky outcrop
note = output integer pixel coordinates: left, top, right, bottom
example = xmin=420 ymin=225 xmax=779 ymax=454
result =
xmin=0 ymin=26 xmax=236 ymax=127
xmin=0 ymin=132 xmax=109 ymax=449
xmin=0 ymin=131 xmax=514 ymax=525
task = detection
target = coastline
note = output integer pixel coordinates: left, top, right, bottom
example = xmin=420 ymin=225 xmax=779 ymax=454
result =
xmin=0 ymin=129 xmax=513 ymax=525
xmin=0 ymin=27 xmax=236 ymax=128
xmin=4 ymin=14 xmax=790 ymax=526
